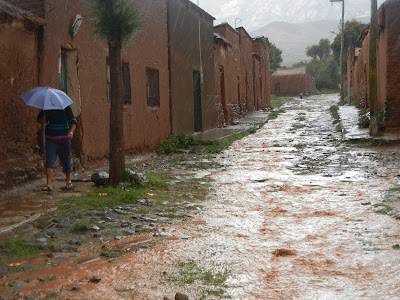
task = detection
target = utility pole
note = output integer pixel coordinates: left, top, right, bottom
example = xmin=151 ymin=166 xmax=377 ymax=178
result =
xmin=330 ymin=0 xmax=345 ymax=104
xmin=369 ymin=0 xmax=378 ymax=136
xmin=340 ymin=0 xmax=345 ymax=104
xmin=235 ymin=18 xmax=242 ymax=29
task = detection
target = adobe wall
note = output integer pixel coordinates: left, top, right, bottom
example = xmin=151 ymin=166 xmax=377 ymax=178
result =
xmin=252 ymin=55 xmax=262 ymax=110
xmin=39 ymin=0 xmax=170 ymax=163
xmin=347 ymin=0 xmax=400 ymax=131
xmin=237 ymin=28 xmax=255 ymax=113
xmin=377 ymin=11 xmax=387 ymax=111
xmin=346 ymin=46 xmax=355 ymax=102
xmin=253 ymin=38 xmax=271 ymax=109
xmin=0 ymin=18 xmax=43 ymax=189
xmin=168 ymin=0 xmax=216 ymax=134
xmin=271 ymin=74 xmax=314 ymax=97
xmin=352 ymin=50 xmax=365 ymax=106
xmin=214 ymin=24 xmax=241 ymax=126
xmin=214 ymin=38 xmax=232 ymax=126
xmin=382 ymin=0 xmax=400 ymax=130
xmin=361 ymin=30 xmax=370 ymax=108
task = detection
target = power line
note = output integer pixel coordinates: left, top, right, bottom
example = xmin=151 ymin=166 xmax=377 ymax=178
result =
xmin=239 ymin=0 xmax=271 ymax=23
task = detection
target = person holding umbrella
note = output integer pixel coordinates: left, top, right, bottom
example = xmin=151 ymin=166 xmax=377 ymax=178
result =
xmin=21 ymin=87 xmax=77 ymax=191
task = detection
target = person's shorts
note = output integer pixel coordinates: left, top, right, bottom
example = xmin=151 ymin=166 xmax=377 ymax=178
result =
xmin=45 ymin=138 xmax=72 ymax=173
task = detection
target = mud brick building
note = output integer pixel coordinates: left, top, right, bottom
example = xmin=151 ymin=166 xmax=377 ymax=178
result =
xmin=40 ymin=0 xmax=171 ymax=159
xmin=252 ymin=37 xmax=271 ymax=111
xmin=346 ymin=46 xmax=365 ymax=106
xmin=213 ymin=24 xmax=270 ymax=127
xmin=237 ymin=27 xmax=256 ymax=113
xmin=0 ymin=1 xmax=46 ymax=187
xmin=377 ymin=0 xmax=400 ymax=131
xmin=347 ymin=0 xmax=400 ymax=132
xmin=271 ymin=66 xmax=316 ymax=97
xmin=167 ymin=0 xmax=216 ymax=133
xmin=1 ymin=0 xmax=171 ymax=189
xmin=347 ymin=28 xmax=370 ymax=109
xmin=213 ymin=23 xmax=242 ymax=126
xmin=1 ymin=0 xmax=272 ymax=190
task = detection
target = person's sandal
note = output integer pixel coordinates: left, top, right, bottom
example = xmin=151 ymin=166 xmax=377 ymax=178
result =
xmin=65 ymin=182 xmax=74 ymax=190
xmin=41 ymin=185 xmax=53 ymax=192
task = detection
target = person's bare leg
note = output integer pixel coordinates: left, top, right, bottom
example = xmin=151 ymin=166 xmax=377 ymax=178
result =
xmin=66 ymin=173 xmax=73 ymax=189
xmin=42 ymin=167 xmax=53 ymax=191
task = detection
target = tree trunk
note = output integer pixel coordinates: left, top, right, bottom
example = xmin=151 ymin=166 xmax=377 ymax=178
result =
xmin=108 ymin=39 xmax=125 ymax=185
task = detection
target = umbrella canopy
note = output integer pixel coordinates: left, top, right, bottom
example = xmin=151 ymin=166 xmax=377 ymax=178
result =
xmin=21 ymin=87 xmax=73 ymax=110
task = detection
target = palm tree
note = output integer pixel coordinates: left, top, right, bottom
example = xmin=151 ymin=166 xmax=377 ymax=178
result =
xmin=85 ymin=0 xmax=140 ymax=185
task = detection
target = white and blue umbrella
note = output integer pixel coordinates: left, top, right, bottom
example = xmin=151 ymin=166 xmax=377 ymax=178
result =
xmin=21 ymin=87 xmax=73 ymax=110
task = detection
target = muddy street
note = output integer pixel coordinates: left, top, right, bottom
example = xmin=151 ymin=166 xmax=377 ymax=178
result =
xmin=166 ymin=93 xmax=400 ymax=299
xmin=194 ymin=94 xmax=400 ymax=299
xmin=1 ymin=93 xmax=400 ymax=299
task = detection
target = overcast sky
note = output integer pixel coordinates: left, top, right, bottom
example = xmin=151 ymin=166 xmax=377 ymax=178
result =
xmin=190 ymin=0 xmax=386 ymax=32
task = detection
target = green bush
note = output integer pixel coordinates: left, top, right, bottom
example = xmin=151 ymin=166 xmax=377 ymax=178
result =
xmin=157 ymin=134 xmax=197 ymax=154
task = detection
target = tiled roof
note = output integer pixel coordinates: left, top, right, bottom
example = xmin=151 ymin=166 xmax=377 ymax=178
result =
xmin=0 ymin=0 xmax=46 ymax=25
xmin=5 ymin=0 xmax=44 ymax=17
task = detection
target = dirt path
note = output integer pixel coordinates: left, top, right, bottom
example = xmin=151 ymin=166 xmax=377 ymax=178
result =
xmin=1 ymin=94 xmax=400 ymax=299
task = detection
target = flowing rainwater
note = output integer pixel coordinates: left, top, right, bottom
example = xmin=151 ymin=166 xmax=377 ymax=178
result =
xmin=168 ymin=94 xmax=400 ymax=299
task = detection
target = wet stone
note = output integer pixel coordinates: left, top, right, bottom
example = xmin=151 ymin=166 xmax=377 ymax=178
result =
xmin=124 ymin=228 xmax=138 ymax=235
xmin=90 ymin=276 xmax=101 ymax=283
xmin=100 ymin=251 xmax=110 ymax=257
xmin=52 ymin=244 xmax=79 ymax=253
xmin=374 ymin=206 xmax=387 ymax=213
xmin=363 ymin=247 xmax=379 ymax=252
xmin=55 ymin=222 xmax=71 ymax=229
xmin=51 ymin=217 xmax=68 ymax=223
xmin=90 ymin=225 xmax=100 ymax=232
xmin=141 ymin=217 xmax=158 ymax=223
xmin=49 ymin=257 xmax=72 ymax=263
xmin=116 ymin=287 xmax=135 ymax=293
xmin=24 ymin=295 xmax=35 ymax=300
xmin=69 ymin=240 xmax=82 ymax=245
xmin=71 ymin=286 xmax=82 ymax=291
xmin=22 ymin=226 xmax=39 ymax=236
xmin=9 ymin=281 xmax=23 ymax=288
xmin=153 ymin=232 xmax=172 ymax=237
xmin=137 ymin=199 xmax=156 ymax=206
xmin=91 ymin=172 xmax=109 ymax=186
xmin=175 ymin=292 xmax=189 ymax=300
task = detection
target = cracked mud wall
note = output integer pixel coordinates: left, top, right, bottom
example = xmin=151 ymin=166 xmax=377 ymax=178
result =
xmin=0 ymin=18 xmax=43 ymax=190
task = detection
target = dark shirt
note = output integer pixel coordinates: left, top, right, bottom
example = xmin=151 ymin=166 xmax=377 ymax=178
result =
xmin=37 ymin=107 xmax=77 ymax=137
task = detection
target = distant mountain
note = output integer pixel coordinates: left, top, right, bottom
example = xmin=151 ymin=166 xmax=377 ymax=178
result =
xmin=198 ymin=0 xmax=385 ymax=31
xmin=251 ymin=18 xmax=369 ymax=66
xmin=229 ymin=0 xmax=380 ymax=30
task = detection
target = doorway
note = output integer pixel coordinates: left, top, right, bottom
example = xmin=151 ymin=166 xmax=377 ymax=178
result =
xmin=219 ymin=66 xmax=228 ymax=124
xmin=59 ymin=49 xmax=82 ymax=169
xmin=193 ymin=70 xmax=202 ymax=132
